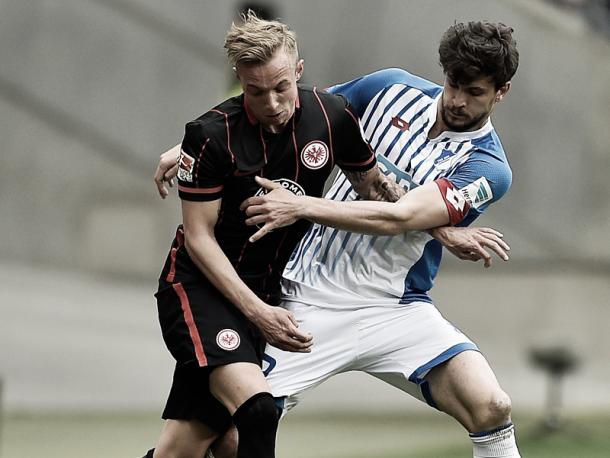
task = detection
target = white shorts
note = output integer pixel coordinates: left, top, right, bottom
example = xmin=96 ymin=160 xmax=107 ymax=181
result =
xmin=262 ymin=299 xmax=478 ymax=413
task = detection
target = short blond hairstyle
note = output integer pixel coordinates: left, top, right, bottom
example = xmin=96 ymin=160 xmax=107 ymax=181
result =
xmin=224 ymin=10 xmax=299 ymax=67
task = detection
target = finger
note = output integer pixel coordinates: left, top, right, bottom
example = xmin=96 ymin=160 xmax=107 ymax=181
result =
xmin=240 ymin=196 xmax=265 ymax=211
xmin=154 ymin=170 xmax=168 ymax=199
xmin=254 ymin=176 xmax=281 ymax=189
xmin=471 ymin=243 xmax=492 ymax=267
xmin=289 ymin=326 xmax=313 ymax=343
xmin=248 ymin=225 xmax=272 ymax=243
xmin=244 ymin=203 xmax=267 ymax=217
xmin=277 ymin=340 xmax=312 ymax=353
xmin=245 ymin=215 xmax=270 ymax=227
xmin=490 ymin=236 xmax=510 ymax=252
xmin=164 ymin=164 xmax=178 ymax=185
xmin=480 ymin=239 xmax=509 ymax=261
xmin=480 ymin=227 xmax=504 ymax=238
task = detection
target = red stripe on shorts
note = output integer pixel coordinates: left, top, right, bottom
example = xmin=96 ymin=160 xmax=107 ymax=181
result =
xmin=172 ymin=282 xmax=208 ymax=367
xmin=166 ymin=227 xmax=184 ymax=282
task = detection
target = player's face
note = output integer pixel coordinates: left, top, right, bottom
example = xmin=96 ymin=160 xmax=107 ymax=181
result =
xmin=237 ymin=48 xmax=304 ymax=134
xmin=440 ymin=75 xmax=510 ymax=132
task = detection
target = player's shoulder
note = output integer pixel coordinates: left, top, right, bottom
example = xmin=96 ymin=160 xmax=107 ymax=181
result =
xmin=471 ymin=129 xmax=509 ymax=164
xmin=299 ymin=85 xmax=346 ymax=110
xmin=185 ymin=96 xmax=243 ymax=137
xmin=343 ymin=68 xmax=442 ymax=97
xmin=465 ymin=129 xmax=512 ymax=196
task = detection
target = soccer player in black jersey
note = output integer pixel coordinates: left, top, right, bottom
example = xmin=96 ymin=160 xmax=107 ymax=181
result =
xmin=143 ymin=11 xmax=403 ymax=458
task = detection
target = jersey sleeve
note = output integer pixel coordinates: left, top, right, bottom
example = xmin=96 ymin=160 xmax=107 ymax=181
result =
xmin=333 ymin=99 xmax=376 ymax=172
xmin=177 ymin=121 xmax=232 ymax=202
xmin=440 ymin=152 xmax=512 ymax=226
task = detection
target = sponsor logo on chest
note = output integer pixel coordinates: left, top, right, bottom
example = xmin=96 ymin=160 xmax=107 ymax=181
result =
xmin=254 ymin=178 xmax=306 ymax=197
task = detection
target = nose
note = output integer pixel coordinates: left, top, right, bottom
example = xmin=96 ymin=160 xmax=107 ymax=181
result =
xmin=451 ymin=90 xmax=467 ymax=108
xmin=263 ymin=92 xmax=280 ymax=111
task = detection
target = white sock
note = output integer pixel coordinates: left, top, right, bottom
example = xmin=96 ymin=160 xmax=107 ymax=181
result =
xmin=470 ymin=423 xmax=521 ymax=458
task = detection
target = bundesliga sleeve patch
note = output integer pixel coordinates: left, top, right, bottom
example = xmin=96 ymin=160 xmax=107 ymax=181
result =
xmin=177 ymin=150 xmax=195 ymax=183
xmin=435 ymin=178 xmax=471 ymax=226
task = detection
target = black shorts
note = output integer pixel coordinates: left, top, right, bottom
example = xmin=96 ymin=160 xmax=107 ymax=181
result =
xmin=155 ymin=274 xmax=266 ymax=429
xmin=155 ymin=278 xmax=265 ymax=368
xmin=162 ymin=362 xmax=233 ymax=433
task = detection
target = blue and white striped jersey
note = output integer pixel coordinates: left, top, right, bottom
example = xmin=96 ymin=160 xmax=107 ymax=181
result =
xmin=282 ymin=68 xmax=512 ymax=308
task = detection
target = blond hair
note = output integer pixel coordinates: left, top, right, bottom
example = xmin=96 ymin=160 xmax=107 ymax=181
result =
xmin=224 ymin=10 xmax=298 ymax=67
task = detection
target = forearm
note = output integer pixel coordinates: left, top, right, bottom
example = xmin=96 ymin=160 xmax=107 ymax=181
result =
xmin=346 ymin=167 xmax=406 ymax=203
xmin=184 ymin=232 xmax=266 ymax=321
xmin=300 ymin=181 xmax=448 ymax=235
xmin=298 ymin=196 xmax=413 ymax=235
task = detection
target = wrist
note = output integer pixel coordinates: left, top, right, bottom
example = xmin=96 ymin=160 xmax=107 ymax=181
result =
xmin=241 ymin=298 xmax=268 ymax=323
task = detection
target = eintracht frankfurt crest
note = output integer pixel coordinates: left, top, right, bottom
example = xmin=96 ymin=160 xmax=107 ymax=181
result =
xmin=216 ymin=329 xmax=240 ymax=351
xmin=301 ymin=141 xmax=329 ymax=170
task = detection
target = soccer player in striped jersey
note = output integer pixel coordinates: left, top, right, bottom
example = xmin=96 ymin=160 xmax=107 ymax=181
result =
xmin=241 ymin=21 xmax=522 ymax=458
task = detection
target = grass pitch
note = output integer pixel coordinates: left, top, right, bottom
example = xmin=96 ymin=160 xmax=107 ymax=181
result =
xmin=2 ymin=409 xmax=609 ymax=457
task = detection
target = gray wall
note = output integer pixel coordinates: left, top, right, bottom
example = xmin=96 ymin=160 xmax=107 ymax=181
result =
xmin=1 ymin=0 xmax=609 ymax=277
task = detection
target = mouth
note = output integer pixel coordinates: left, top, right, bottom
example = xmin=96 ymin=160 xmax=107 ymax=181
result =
xmin=447 ymin=109 xmax=467 ymax=119
xmin=267 ymin=111 xmax=284 ymax=120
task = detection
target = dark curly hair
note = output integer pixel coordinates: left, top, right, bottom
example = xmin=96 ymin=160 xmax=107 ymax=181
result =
xmin=439 ymin=22 xmax=519 ymax=89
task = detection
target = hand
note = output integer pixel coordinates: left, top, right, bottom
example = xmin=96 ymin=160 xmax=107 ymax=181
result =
xmin=240 ymin=176 xmax=303 ymax=242
xmin=154 ymin=145 xmax=181 ymax=199
xmin=253 ymin=305 xmax=313 ymax=353
xmin=430 ymin=226 xmax=510 ymax=268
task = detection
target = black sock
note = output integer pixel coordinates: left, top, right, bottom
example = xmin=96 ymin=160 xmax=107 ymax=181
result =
xmin=232 ymin=392 xmax=279 ymax=458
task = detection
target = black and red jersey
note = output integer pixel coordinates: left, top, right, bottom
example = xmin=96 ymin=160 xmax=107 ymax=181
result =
xmin=161 ymin=85 xmax=376 ymax=305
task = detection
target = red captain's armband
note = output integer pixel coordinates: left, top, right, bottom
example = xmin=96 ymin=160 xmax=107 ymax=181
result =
xmin=434 ymin=178 xmax=471 ymax=226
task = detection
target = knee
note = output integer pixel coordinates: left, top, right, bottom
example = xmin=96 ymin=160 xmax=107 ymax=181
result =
xmin=232 ymin=392 xmax=279 ymax=436
xmin=471 ymin=391 xmax=513 ymax=432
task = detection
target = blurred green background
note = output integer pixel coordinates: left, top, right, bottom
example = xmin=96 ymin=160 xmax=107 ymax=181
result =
xmin=3 ymin=410 xmax=610 ymax=457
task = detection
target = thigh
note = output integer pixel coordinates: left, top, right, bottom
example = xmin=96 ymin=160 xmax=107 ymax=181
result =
xmin=359 ymin=302 xmax=478 ymax=406
xmin=263 ymin=300 xmax=358 ymax=412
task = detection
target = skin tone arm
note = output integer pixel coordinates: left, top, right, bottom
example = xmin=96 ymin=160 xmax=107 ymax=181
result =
xmin=343 ymin=168 xmax=509 ymax=266
xmin=181 ymin=197 xmax=313 ymax=352
xmin=243 ymin=176 xmax=452 ymax=235
xmin=241 ymin=176 xmax=510 ymax=267
xmin=154 ymin=147 xmax=509 ymax=267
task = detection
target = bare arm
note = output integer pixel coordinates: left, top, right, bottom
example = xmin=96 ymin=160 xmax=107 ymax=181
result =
xmin=343 ymin=165 xmax=405 ymax=203
xmin=241 ymin=177 xmax=448 ymax=241
xmin=182 ymin=198 xmax=312 ymax=352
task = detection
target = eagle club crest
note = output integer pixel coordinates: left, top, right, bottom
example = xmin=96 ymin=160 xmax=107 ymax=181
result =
xmin=300 ymin=141 xmax=329 ymax=170
xmin=216 ymin=329 xmax=240 ymax=351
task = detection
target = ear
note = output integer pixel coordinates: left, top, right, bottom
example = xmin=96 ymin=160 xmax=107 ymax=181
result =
xmin=295 ymin=58 xmax=304 ymax=81
xmin=495 ymin=81 xmax=511 ymax=102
